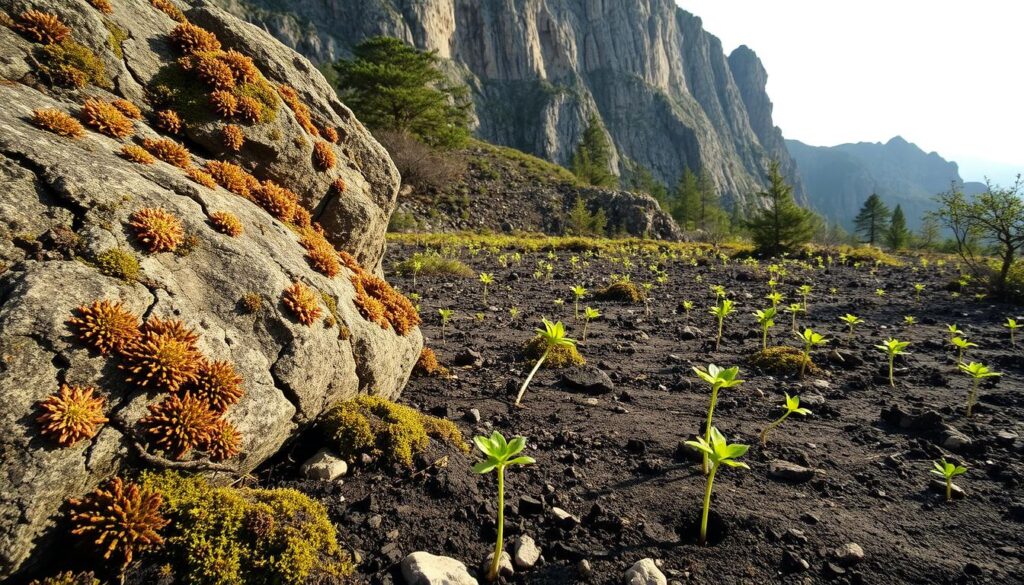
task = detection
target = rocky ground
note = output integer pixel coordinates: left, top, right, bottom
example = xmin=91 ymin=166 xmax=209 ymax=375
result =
xmin=265 ymin=239 xmax=1024 ymax=585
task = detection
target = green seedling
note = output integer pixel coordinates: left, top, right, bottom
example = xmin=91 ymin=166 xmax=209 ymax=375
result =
xmin=1006 ymin=318 xmax=1019 ymax=348
xmin=950 ymin=336 xmax=976 ymax=365
xmin=766 ymin=291 xmax=783 ymax=308
xmin=797 ymin=284 xmax=812 ymax=310
xmin=475 ymin=312 xmax=485 ymax=323
xmin=759 ymin=392 xmax=811 ymax=446
xmin=438 ymin=308 xmax=454 ymax=342
xmin=682 ymin=300 xmax=694 ymax=324
xmin=930 ymin=459 xmax=967 ymax=503
xmin=582 ymin=307 xmax=600 ymax=344
xmin=784 ymin=303 xmax=802 ymax=333
xmin=796 ymin=328 xmax=828 ymax=378
xmin=571 ymin=285 xmax=586 ymax=320
xmin=839 ymin=314 xmax=863 ymax=343
xmin=904 ymin=315 xmax=917 ymax=327
xmin=642 ymin=283 xmax=653 ymax=316
xmin=685 ymin=427 xmax=749 ymax=545
xmin=709 ymin=299 xmax=735 ymax=351
xmin=711 ymin=284 xmax=727 ymax=300
xmin=411 ymin=259 xmax=423 ymax=288
xmin=515 ymin=319 xmax=577 ymax=406
xmin=913 ymin=282 xmax=925 ymax=302
xmin=473 ymin=431 xmax=535 ymax=581
xmin=875 ymin=338 xmax=910 ymax=387
xmin=693 ymin=364 xmax=744 ymax=474
xmin=754 ymin=307 xmax=777 ymax=350
xmin=875 ymin=288 xmax=886 ymax=298
xmin=958 ymin=362 xmax=1001 ymax=417
xmin=946 ymin=324 xmax=963 ymax=344
xmin=509 ymin=306 xmax=519 ymax=322
xmin=479 ymin=272 xmax=494 ymax=305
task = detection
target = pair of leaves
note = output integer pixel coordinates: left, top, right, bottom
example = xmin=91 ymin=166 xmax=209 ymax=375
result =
xmin=685 ymin=427 xmax=749 ymax=469
xmin=754 ymin=307 xmax=777 ymax=326
xmin=536 ymin=318 xmax=576 ymax=348
xmin=839 ymin=314 xmax=863 ymax=326
xmin=931 ymin=458 xmax=967 ymax=479
xmin=875 ymin=338 xmax=910 ymax=356
xmin=472 ymin=431 xmax=535 ymax=474
xmin=710 ymin=299 xmax=735 ymax=318
xmin=797 ymin=328 xmax=828 ymax=347
xmin=782 ymin=392 xmax=812 ymax=416
xmin=693 ymin=364 xmax=744 ymax=390
xmin=959 ymin=362 xmax=1001 ymax=379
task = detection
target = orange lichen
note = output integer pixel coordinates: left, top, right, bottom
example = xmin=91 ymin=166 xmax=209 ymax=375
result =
xmin=414 ymin=347 xmax=448 ymax=377
xmin=277 ymin=84 xmax=319 ymax=137
xmin=31 ymin=108 xmax=84 ymax=138
xmin=186 ymin=167 xmax=218 ymax=188
xmin=322 ymin=126 xmax=339 ymax=143
xmin=282 ymin=281 xmax=321 ymax=326
xmin=187 ymin=52 xmax=236 ymax=90
xmin=219 ymin=50 xmax=259 ymax=83
xmin=253 ymin=180 xmax=298 ymax=223
xmin=209 ymin=211 xmax=242 ymax=236
xmin=89 ymin=0 xmax=113 ymax=14
xmin=68 ymin=300 xmax=141 ymax=355
xmin=121 ymin=328 xmax=201 ymax=392
xmin=37 ymin=384 xmax=108 ymax=447
xmin=111 ymin=99 xmax=143 ymax=120
xmin=299 ymin=226 xmax=340 ymax=277
xmin=81 ymin=99 xmax=134 ymax=139
xmin=205 ymin=160 xmax=257 ymax=198
xmin=222 ymin=124 xmax=244 ymax=151
xmin=209 ymin=90 xmax=238 ymax=118
xmin=154 ymin=109 xmax=182 ymax=134
xmin=169 ymin=23 xmax=221 ymax=54
xmin=343 ymin=252 xmax=421 ymax=335
xmin=181 ymin=359 xmax=244 ymax=413
xmin=331 ymin=178 xmax=346 ymax=195
xmin=313 ymin=141 xmax=335 ymax=171
xmin=236 ymin=95 xmax=262 ymax=123
xmin=130 ymin=207 xmax=184 ymax=253
xmin=150 ymin=0 xmax=186 ymax=23
xmin=291 ymin=206 xmax=312 ymax=228
xmin=121 ymin=144 xmax=156 ymax=165
xmin=140 ymin=393 xmax=217 ymax=460
xmin=142 ymin=137 xmax=191 ymax=168
xmin=142 ymin=315 xmax=200 ymax=346
xmin=69 ymin=477 xmax=168 ymax=566
xmin=15 ymin=10 xmax=71 ymax=44
xmin=202 ymin=418 xmax=242 ymax=461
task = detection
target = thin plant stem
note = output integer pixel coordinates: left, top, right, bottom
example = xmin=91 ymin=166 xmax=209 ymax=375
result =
xmin=945 ymin=476 xmax=952 ymax=502
xmin=888 ymin=355 xmax=895 ymax=387
xmin=515 ymin=349 xmax=549 ymax=406
xmin=967 ymin=378 xmax=979 ymax=416
xmin=700 ymin=464 xmax=718 ymax=545
xmin=759 ymin=412 xmax=791 ymax=446
xmin=488 ymin=465 xmax=505 ymax=581
xmin=702 ymin=386 xmax=719 ymax=475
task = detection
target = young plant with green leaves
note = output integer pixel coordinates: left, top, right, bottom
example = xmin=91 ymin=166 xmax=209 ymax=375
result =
xmin=839 ymin=314 xmax=863 ymax=343
xmin=1006 ymin=318 xmax=1019 ymax=348
xmin=958 ymin=361 xmax=1001 ymax=417
xmin=693 ymin=364 xmax=744 ymax=474
xmin=581 ymin=307 xmax=600 ymax=344
xmin=875 ymin=338 xmax=910 ymax=387
xmin=796 ymin=328 xmax=828 ymax=378
xmin=797 ymin=284 xmax=812 ymax=311
xmin=754 ymin=307 xmax=777 ymax=350
xmin=875 ymin=288 xmax=886 ymax=298
xmin=913 ymin=282 xmax=925 ymax=302
xmin=784 ymin=303 xmax=803 ymax=333
xmin=472 ymin=431 xmax=535 ymax=581
xmin=950 ymin=336 xmax=976 ymax=365
xmin=904 ymin=315 xmax=917 ymax=327
xmin=509 ymin=306 xmax=519 ymax=322
xmin=515 ymin=319 xmax=577 ymax=406
xmin=930 ymin=459 xmax=967 ymax=503
xmin=438 ymin=308 xmax=454 ymax=342
xmin=947 ymin=324 xmax=963 ymax=344
xmin=411 ymin=259 xmax=423 ymax=288
xmin=759 ymin=392 xmax=811 ymax=446
xmin=570 ymin=285 xmax=586 ymax=320
xmin=709 ymin=299 xmax=735 ymax=351
xmin=681 ymin=300 xmax=694 ymax=324
xmin=766 ymin=291 xmax=783 ymax=308
xmin=685 ymin=427 xmax=749 ymax=545
xmin=479 ymin=272 xmax=494 ymax=305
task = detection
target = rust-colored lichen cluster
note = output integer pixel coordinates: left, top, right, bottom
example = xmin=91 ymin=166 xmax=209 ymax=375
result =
xmin=130 ymin=207 xmax=185 ymax=253
xmin=414 ymin=347 xmax=448 ymax=377
xmin=121 ymin=144 xmax=155 ymax=165
xmin=181 ymin=359 xmax=244 ymax=413
xmin=142 ymin=137 xmax=191 ymax=168
xmin=155 ymin=109 xmax=182 ymax=134
xmin=209 ymin=90 xmax=238 ymax=117
xmin=15 ymin=10 xmax=70 ymax=44
xmin=31 ymin=108 xmax=84 ymax=138
xmin=209 ymin=211 xmax=243 ymax=236
xmin=111 ymin=99 xmax=142 ymax=120
xmin=222 ymin=124 xmax=244 ymax=151
xmin=36 ymin=384 xmax=109 ymax=447
xmin=186 ymin=167 xmax=217 ymax=188
xmin=121 ymin=317 xmax=202 ymax=392
xmin=139 ymin=393 xmax=218 ymax=460
xmin=331 ymin=178 xmax=346 ymax=195
xmin=322 ymin=126 xmax=339 ymax=143
xmin=253 ymin=180 xmax=299 ymax=223
xmin=278 ymin=84 xmax=319 ymax=137
xmin=81 ymin=99 xmax=134 ymax=138
xmin=204 ymin=417 xmax=242 ymax=461
xmin=342 ymin=252 xmax=421 ymax=335
xmin=205 ymin=160 xmax=259 ymax=198
xmin=69 ymin=477 xmax=168 ymax=566
xmin=282 ymin=281 xmax=322 ymax=326
xmin=312 ymin=140 xmax=335 ymax=171
xmin=67 ymin=300 xmax=142 ymax=355
xmin=297 ymin=225 xmax=340 ymax=277
xmin=150 ymin=0 xmax=186 ymax=22
xmin=169 ymin=22 xmax=221 ymax=54
xmin=88 ymin=0 xmax=113 ymax=14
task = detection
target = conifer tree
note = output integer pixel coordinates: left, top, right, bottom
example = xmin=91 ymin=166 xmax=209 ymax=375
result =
xmin=747 ymin=161 xmax=817 ymax=255
xmin=885 ymin=204 xmax=911 ymax=249
xmin=854 ymin=193 xmax=891 ymax=246
xmin=570 ymin=115 xmax=618 ymax=189
xmin=671 ymin=168 xmax=700 ymax=229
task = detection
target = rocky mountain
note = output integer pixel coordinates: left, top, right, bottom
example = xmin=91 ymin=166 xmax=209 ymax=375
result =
xmin=0 ymin=0 xmax=420 ymax=578
xmin=787 ymin=136 xmax=987 ymax=230
xmin=213 ymin=0 xmax=805 ymax=210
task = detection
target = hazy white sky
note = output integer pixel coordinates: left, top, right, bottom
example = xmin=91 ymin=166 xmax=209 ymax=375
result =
xmin=678 ymin=0 xmax=1023 ymax=184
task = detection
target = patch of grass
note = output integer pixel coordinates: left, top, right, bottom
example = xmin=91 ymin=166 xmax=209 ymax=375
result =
xmin=38 ymin=40 xmax=109 ymax=88
xmin=387 ymin=231 xmax=744 ymax=256
xmin=749 ymin=346 xmax=817 ymax=376
xmin=104 ymin=19 xmax=127 ymax=59
xmin=234 ymin=79 xmax=280 ymax=123
xmin=392 ymin=251 xmax=473 ymax=277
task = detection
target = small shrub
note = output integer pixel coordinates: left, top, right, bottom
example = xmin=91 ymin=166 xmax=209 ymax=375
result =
xmin=111 ymin=99 xmax=142 ymax=119
xmin=220 ymin=50 xmax=259 ymax=83
xmin=299 ymin=226 xmax=340 ymax=277
xmin=375 ymin=130 xmax=467 ymax=190
xmin=81 ymin=99 xmax=134 ymax=138
xmin=750 ymin=346 xmax=816 ymax=376
xmin=205 ymin=160 xmax=258 ymax=198
xmin=154 ymin=109 xmax=182 ymax=134
xmin=169 ymin=23 xmax=221 ymax=54
xmin=150 ymin=0 xmax=185 ymax=22
xmin=209 ymin=89 xmax=238 ymax=118
xmin=414 ymin=347 xmax=448 ymax=377
xmin=36 ymin=384 xmax=108 ymax=447
xmin=120 ymin=323 xmax=202 ymax=392
xmin=89 ymin=0 xmax=113 ymax=14
xmin=139 ymin=393 xmax=218 ymax=460
xmin=254 ymin=180 xmax=299 ymax=223
xmin=321 ymin=394 xmax=468 ymax=467
xmin=236 ymin=95 xmax=262 ymax=123
xmin=15 ymin=10 xmax=70 ymax=44
xmin=181 ymin=359 xmax=244 ymax=413
xmin=323 ymin=126 xmax=339 ymax=143
xmin=120 ymin=144 xmax=155 ymax=164
xmin=313 ymin=140 xmax=335 ymax=170
xmin=240 ymin=292 xmax=262 ymax=313
xmin=204 ymin=418 xmax=242 ymax=461
xmin=67 ymin=299 xmax=140 ymax=354
xmin=68 ymin=477 xmax=168 ymax=566
xmin=31 ymin=108 xmax=84 ymax=138
xmin=186 ymin=167 xmax=218 ymax=189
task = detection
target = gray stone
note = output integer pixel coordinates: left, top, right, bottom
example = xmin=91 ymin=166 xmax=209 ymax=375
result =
xmin=625 ymin=558 xmax=667 ymax=585
xmin=768 ymin=460 xmax=817 ymax=483
xmin=401 ymin=552 xmax=478 ymax=585
xmin=833 ymin=543 xmax=865 ymax=566
xmin=561 ymin=366 xmax=616 ymax=394
xmin=940 ymin=425 xmax=973 ymax=450
xmin=513 ymin=535 xmax=541 ymax=569
xmin=301 ymin=448 xmax=348 ymax=481
xmin=480 ymin=551 xmax=513 ymax=579
xmin=551 ymin=507 xmax=580 ymax=529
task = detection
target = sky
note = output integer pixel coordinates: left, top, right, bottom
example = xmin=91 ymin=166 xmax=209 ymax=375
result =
xmin=678 ymin=0 xmax=1023 ymax=185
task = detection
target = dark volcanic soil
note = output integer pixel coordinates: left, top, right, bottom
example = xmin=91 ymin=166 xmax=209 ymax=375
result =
xmin=268 ymin=243 xmax=1024 ymax=585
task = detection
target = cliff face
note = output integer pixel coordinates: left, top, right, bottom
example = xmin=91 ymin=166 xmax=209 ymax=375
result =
xmin=787 ymin=136 xmax=986 ymax=229
xmin=214 ymin=0 xmax=804 ymax=209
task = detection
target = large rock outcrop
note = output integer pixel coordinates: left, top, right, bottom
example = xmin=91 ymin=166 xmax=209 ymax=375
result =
xmin=214 ymin=0 xmax=806 ymax=209
xmin=0 ymin=0 xmax=420 ymax=578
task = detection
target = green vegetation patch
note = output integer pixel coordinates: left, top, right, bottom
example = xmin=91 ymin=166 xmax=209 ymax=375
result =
xmin=595 ymin=280 xmax=644 ymax=303
xmin=749 ymin=346 xmax=817 ymax=376
xmin=523 ymin=336 xmax=584 ymax=368
xmin=393 ymin=251 xmax=473 ymax=277
xmin=96 ymin=248 xmax=140 ymax=282
xmin=38 ymin=40 xmax=109 ymax=88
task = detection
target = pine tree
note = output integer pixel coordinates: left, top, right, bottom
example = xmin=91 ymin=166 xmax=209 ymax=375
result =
xmin=885 ymin=204 xmax=911 ymax=249
xmin=854 ymin=193 xmax=891 ymax=246
xmin=624 ymin=162 xmax=668 ymax=207
xmin=671 ymin=168 xmax=700 ymax=229
xmin=746 ymin=161 xmax=818 ymax=255
xmin=329 ymin=37 xmax=471 ymax=148
xmin=570 ymin=114 xmax=619 ymax=189
xmin=565 ymin=195 xmax=606 ymax=236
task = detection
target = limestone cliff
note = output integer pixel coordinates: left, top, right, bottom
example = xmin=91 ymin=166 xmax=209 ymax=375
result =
xmin=214 ymin=0 xmax=805 ymax=209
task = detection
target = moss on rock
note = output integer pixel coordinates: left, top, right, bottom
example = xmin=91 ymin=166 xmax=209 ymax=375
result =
xmin=749 ymin=346 xmax=816 ymax=376
xmin=523 ymin=336 xmax=585 ymax=368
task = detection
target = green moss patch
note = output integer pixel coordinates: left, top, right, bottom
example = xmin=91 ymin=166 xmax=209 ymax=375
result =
xmin=749 ymin=346 xmax=816 ymax=376
xmin=96 ymin=248 xmax=140 ymax=282
xmin=595 ymin=281 xmax=644 ymax=303
xmin=523 ymin=336 xmax=585 ymax=368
